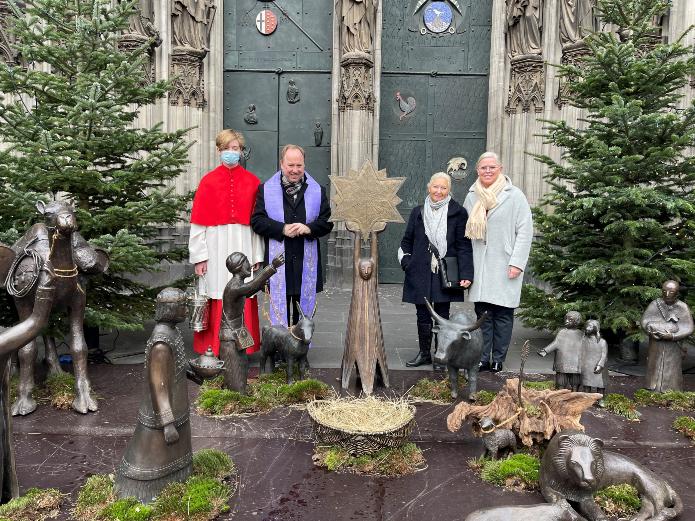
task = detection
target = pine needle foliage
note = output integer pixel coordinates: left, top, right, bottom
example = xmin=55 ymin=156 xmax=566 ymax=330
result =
xmin=0 ymin=0 xmax=191 ymax=331
xmin=519 ymin=0 xmax=695 ymax=342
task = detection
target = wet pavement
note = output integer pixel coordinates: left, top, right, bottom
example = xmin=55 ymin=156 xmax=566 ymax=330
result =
xmin=12 ymin=364 xmax=695 ymax=521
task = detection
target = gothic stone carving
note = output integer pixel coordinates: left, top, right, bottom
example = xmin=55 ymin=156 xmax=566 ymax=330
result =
xmin=506 ymin=0 xmax=543 ymax=58
xmin=171 ymin=0 xmax=216 ymax=51
xmin=118 ymin=33 xmax=158 ymax=86
xmin=0 ymin=0 xmax=19 ymax=65
xmin=559 ymin=0 xmax=597 ymax=48
xmin=506 ymin=54 xmax=545 ymax=114
xmin=340 ymin=0 xmax=377 ymax=55
xmin=555 ymin=41 xmax=589 ymax=108
xmin=338 ymin=53 xmax=374 ymax=112
xmin=169 ymin=48 xmax=207 ymax=108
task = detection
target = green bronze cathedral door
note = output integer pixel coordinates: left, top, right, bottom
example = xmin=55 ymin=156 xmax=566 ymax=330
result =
xmin=377 ymin=0 xmax=492 ymax=282
xmin=223 ymin=0 xmax=333 ymax=188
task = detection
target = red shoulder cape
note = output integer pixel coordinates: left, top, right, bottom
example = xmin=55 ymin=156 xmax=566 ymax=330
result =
xmin=190 ymin=164 xmax=261 ymax=226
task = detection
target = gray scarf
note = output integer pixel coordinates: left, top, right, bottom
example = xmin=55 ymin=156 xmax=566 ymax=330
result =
xmin=423 ymin=195 xmax=450 ymax=273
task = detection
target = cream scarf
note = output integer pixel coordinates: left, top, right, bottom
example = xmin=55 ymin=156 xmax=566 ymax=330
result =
xmin=465 ymin=174 xmax=507 ymax=240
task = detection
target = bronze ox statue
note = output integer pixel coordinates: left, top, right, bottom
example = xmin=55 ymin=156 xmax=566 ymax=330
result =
xmin=0 ymin=200 xmax=108 ymax=415
xmin=260 ymin=304 xmax=315 ymax=384
xmin=425 ymin=298 xmax=487 ymax=400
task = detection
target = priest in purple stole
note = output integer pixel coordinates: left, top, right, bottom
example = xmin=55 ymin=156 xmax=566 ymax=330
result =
xmin=251 ymin=144 xmax=333 ymax=326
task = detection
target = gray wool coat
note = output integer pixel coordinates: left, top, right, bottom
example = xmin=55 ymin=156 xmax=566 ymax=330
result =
xmin=463 ymin=177 xmax=533 ymax=309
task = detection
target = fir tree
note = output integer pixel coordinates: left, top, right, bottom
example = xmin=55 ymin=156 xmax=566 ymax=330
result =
xmin=0 ymin=0 xmax=191 ymax=331
xmin=519 ymin=0 xmax=695 ymax=346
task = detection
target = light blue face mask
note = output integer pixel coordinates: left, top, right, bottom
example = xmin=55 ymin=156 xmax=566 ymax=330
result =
xmin=221 ymin=150 xmax=241 ymax=166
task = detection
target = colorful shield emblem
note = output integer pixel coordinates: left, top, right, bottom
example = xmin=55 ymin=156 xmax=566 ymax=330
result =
xmin=256 ymin=9 xmax=278 ymax=35
xmin=423 ymin=2 xmax=453 ymax=34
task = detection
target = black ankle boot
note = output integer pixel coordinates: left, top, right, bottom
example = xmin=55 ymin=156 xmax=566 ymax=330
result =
xmin=406 ymin=351 xmax=432 ymax=367
xmin=407 ymin=323 xmax=433 ymax=367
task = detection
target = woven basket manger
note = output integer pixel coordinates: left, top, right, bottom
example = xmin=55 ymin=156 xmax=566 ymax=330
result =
xmin=307 ymin=397 xmax=416 ymax=456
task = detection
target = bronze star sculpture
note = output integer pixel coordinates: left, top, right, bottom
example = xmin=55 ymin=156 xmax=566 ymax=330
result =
xmin=330 ymin=160 xmax=405 ymax=394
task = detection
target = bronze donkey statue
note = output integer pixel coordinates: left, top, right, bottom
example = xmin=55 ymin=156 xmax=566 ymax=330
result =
xmin=0 ymin=200 xmax=108 ymax=415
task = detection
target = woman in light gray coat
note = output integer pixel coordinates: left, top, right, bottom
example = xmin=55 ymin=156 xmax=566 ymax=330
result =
xmin=463 ymin=152 xmax=533 ymax=372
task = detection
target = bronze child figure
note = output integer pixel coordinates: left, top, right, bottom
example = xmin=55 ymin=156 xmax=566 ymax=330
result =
xmin=538 ymin=311 xmax=583 ymax=391
xmin=580 ymin=319 xmax=607 ymax=395
xmin=220 ymin=252 xmax=284 ymax=393
xmin=115 ymin=288 xmax=192 ymax=503
xmin=641 ymin=280 xmax=693 ymax=393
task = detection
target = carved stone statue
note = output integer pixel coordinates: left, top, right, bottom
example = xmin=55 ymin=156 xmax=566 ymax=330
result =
xmin=0 ymin=263 xmax=55 ymax=504
xmin=641 ymin=280 xmax=694 ymax=392
xmin=506 ymin=0 xmax=543 ymax=57
xmin=540 ymin=431 xmax=683 ymax=520
xmin=341 ymin=230 xmax=388 ymax=394
xmin=220 ymin=252 xmax=284 ymax=393
xmin=340 ymin=0 xmax=376 ymax=55
xmin=538 ymin=311 xmax=583 ymax=391
xmin=1 ymin=200 xmax=109 ymax=416
xmin=559 ymin=0 xmax=596 ymax=47
xmin=171 ymin=0 xmax=216 ymax=51
xmin=580 ymin=319 xmax=606 ymax=395
xmin=115 ymin=288 xmax=192 ymax=504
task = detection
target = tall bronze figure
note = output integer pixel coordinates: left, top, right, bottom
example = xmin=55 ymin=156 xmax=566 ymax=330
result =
xmin=115 ymin=288 xmax=192 ymax=503
xmin=220 ymin=252 xmax=284 ymax=393
xmin=641 ymin=280 xmax=694 ymax=392
xmin=2 ymin=200 xmax=108 ymax=416
xmin=341 ymin=230 xmax=388 ymax=394
xmin=0 ymin=262 xmax=55 ymax=503
xmin=331 ymin=160 xmax=405 ymax=395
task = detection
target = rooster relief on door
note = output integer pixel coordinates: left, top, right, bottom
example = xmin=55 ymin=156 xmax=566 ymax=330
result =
xmin=395 ymin=91 xmax=416 ymax=121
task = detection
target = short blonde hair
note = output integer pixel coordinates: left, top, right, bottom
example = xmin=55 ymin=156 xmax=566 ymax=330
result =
xmin=216 ymin=129 xmax=245 ymax=151
xmin=427 ymin=171 xmax=451 ymax=190
xmin=476 ymin=151 xmax=502 ymax=168
xmin=280 ymin=144 xmax=305 ymax=161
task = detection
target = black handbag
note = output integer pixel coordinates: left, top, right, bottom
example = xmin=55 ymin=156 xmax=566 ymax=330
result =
xmin=438 ymin=256 xmax=460 ymax=289
xmin=429 ymin=242 xmax=461 ymax=290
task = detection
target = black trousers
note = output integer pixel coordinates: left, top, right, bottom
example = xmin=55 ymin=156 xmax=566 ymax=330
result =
xmin=474 ymin=301 xmax=515 ymax=364
xmin=415 ymin=302 xmax=450 ymax=352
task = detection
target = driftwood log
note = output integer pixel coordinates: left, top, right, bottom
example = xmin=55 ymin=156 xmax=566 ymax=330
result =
xmin=447 ymin=378 xmax=602 ymax=447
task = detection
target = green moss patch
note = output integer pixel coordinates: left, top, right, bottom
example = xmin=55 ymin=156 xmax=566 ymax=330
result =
xmin=594 ymin=484 xmax=641 ymax=518
xmin=603 ymin=393 xmax=641 ymax=421
xmin=476 ymin=453 xmax=540 ymax=491
xmin=0 ymin=487 xmax=62 ymax=521
xmin=9 ymin=373 xmax=77 ymax=411
xmin=313 ymin=443 xmax=425 ymax=477
xmin=196 ymin=371 xmax=332 ymax=416
xmin=634 ymin=389 xmax=695 ymax=411
xmin=408 ymin=375 xmax=466 ymax=403
xmin=72 ymin=449 xmax=235 ymax=521
xmin=523 ymin=380 xmax=555 ymax=391
xmin=673 ymin=416 xmax=695 ymax=442
xmin=473 ymin=390 xmax=498 ymax=405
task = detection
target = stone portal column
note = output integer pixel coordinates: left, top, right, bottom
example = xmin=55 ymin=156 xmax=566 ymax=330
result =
xmin=327 ymin=0 xmax=380 ymax=289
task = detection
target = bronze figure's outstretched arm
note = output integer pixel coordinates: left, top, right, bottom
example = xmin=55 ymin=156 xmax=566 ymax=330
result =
xmin=240 ymin=254 xmax=285 ymax=297
xmin=0 ymin=269 xmax=55 ymax=358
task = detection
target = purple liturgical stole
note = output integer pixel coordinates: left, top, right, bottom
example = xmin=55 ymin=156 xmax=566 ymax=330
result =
xmin=266 ymin=171 xmax=321 ymax=327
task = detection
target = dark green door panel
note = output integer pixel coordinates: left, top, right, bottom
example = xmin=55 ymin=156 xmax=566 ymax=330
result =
xmin=378 ymin=0 xmax=492 ymax=282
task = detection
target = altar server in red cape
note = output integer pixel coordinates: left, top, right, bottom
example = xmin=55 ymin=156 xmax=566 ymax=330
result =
xmin=188 ymin=129 xmax=265 ymax=355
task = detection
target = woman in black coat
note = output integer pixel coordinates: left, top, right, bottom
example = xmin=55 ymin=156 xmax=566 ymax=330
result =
xmin=399 ymin=172 xmax=474 ymax=367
